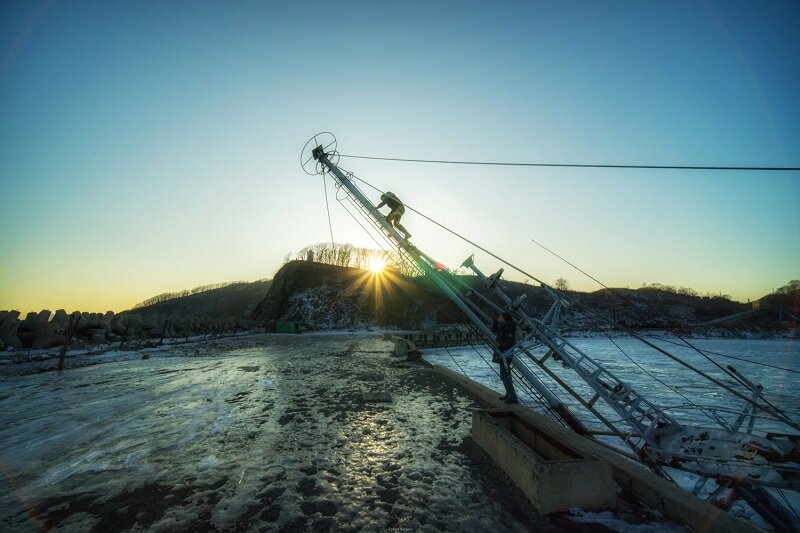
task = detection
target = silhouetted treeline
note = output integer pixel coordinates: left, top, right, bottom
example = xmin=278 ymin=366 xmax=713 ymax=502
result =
xmin=132 ymin=280 xmax=268 ymax=309
xmin=295 ymin=242 xmax=418 ymax=276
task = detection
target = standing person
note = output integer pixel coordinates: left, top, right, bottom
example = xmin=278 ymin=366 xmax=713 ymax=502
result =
xmin=375 ymin=191 xmax=412 ymax=240
xmin=492 ymin=312 xmax=518 ymax=404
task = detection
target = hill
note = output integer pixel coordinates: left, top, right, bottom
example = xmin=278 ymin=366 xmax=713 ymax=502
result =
xmin=130 ymin=279 xmax=273 ymax=322
xmin=250 ymin=261 xmax=797 ymax=336
xmin=107 ymin=262 xmax=795 ymax=336
xmin=251 ymin=261 xmax=462 ymax=329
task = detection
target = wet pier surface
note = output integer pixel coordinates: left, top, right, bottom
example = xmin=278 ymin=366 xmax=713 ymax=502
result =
xmin=1 ymin=333 xmax=569 ymax=532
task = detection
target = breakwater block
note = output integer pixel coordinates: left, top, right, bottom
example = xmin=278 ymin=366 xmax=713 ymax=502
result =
xmin=472 ymin=409 xmax=616 ymax=514
xmin=389 ymin=335 xmax=417 ymax=356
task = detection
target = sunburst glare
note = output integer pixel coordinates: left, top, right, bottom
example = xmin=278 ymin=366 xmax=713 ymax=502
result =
xmin=368 ymin=257 xmax=386 ymax=273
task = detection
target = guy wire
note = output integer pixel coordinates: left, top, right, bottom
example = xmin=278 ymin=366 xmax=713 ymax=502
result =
xmin=345 ymin=172 xmax=798 ymax=428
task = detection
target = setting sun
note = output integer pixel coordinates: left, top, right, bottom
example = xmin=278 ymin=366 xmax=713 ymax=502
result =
xmin=368 ymin=257 xmax=386 ymax=273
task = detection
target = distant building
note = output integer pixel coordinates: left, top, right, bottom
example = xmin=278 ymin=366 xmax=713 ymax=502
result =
xmin=275 ymin=320 xmax=301 ymax=334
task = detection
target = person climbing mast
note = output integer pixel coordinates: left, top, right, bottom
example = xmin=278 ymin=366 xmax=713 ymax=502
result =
xmin=376 ymin=191 xmax=412 ymax=240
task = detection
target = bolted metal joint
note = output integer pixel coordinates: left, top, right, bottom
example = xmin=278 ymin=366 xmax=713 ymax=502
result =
xmin=485 ymin=268 xmax=504 ymax=289
xmin=610 ymin=382 xmax=632 ymax=401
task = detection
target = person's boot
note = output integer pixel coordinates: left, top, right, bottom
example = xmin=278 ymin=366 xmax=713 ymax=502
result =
xmin=504 ymin=396 xmax=519 ymax=404
xmin=396 ymin=222 xmax=411 ymax=240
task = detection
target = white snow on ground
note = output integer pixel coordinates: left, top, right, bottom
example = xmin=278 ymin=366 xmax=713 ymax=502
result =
xmin=567 ymin=509 xmax=688 ymax=532
xmin=1 ymin=333 xmax=797 ymax=531
xmin=1 ymin=333 xmax=555 ymax=532
xmin=424 ymin=336 xmax=800 ymax=529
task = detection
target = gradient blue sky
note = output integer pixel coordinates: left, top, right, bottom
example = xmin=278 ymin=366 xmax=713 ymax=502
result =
xmin=1 ymin=0 xmax=798 ymax=313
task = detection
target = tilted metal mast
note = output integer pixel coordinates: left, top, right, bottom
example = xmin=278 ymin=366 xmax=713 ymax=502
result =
xmin=302 ymin=133 xmax=800 ymax=530
xmin=306 ymin=136 xmax=587 ymax=433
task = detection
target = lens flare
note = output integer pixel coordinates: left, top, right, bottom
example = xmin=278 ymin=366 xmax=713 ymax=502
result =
xmin=368 ymin=257 xmax=386 ymax=273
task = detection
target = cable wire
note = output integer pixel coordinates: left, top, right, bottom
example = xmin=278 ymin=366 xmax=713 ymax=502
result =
xmin=530 ymin=237 xmax=800 ymax=376
xmin=322 ymin=177 xmax=335 ymax=246
xmin=651 ymin=335 xmax=800 ymax=375
xmin=340 ymin=153 xmax=800 ymax=172
xmin=777 ymin=488 xmax=800 ymax=519
xmin=443 ymin=344 xmax=469 ymax=378
xmin=603 ymin=333 xmax=720 ymax=426
xmin=348 ymin=172 xmax=800 ymax=430
xmin=530 ymin=236 xmax=645 ymax=311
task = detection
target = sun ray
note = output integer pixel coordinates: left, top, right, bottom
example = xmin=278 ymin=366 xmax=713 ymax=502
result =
xmin=368 ymin=256 xmax=386 ymax=273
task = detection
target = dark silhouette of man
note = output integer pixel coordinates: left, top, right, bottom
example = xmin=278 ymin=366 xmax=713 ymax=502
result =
xmin=492 ymin=312 xmax=518 ymax=404
xmin=376 ymin=191 xmax=411 ymax=240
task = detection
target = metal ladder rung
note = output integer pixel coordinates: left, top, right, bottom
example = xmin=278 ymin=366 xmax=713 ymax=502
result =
xmin=588 ymin=393 xmax=600 ymax=408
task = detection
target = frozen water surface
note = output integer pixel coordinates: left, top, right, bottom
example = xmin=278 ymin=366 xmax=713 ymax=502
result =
xmin=1 ymin=334 xmax=559 ymax=532
xmin=425 ymin=337 xmax=800 ymax=432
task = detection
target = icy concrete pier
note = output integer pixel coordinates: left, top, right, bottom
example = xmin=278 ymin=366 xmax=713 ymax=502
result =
xmin=435 ymin=365 xmax=759 ymax=532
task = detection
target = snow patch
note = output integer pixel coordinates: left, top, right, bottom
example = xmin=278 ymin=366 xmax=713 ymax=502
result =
xmin=567 ymin=509 xmax=687 ymax=532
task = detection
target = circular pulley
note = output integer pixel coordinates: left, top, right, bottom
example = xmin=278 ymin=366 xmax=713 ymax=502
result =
xmin=300 ymin=132 xmax=339 ymax=175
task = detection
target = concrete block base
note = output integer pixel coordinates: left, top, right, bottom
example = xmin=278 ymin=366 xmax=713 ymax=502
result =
xmin=436 ymin=366 xmax=758 ymax=532
xmin=472 ymin=409 xmax=616 ymax=514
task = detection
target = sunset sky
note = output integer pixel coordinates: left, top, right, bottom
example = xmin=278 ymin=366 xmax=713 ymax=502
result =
xmin=1 ymin=1 xmax=798 ymax=313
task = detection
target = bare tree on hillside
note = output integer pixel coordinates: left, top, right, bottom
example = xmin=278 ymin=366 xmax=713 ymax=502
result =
xmin=297 ymin=242 xmax=421 ymax=277
xmin=554 ymin=277 xmax=570 ymax=291
xmin=778 ymin=279 xmax=800 ymax=294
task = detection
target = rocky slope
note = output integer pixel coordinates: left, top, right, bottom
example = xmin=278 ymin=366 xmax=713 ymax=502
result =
xmin=251 ymin=261 xmax=796 ymax=336
xmin=251 ymin=261 xmax=462 ymax=329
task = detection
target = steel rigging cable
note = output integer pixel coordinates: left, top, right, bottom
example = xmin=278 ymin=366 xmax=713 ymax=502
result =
xmin=322 ymin=176 xmax=335 ymax=246
xmin=344 ymin=170 xmax=799 ymax=429
xmin=530 ymin=236 xmax=800 ymax=375
xmin=339 ymin=154 xmax=800 ymax=172
xmin=655 ymin=336 xmax=800 ymax=375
